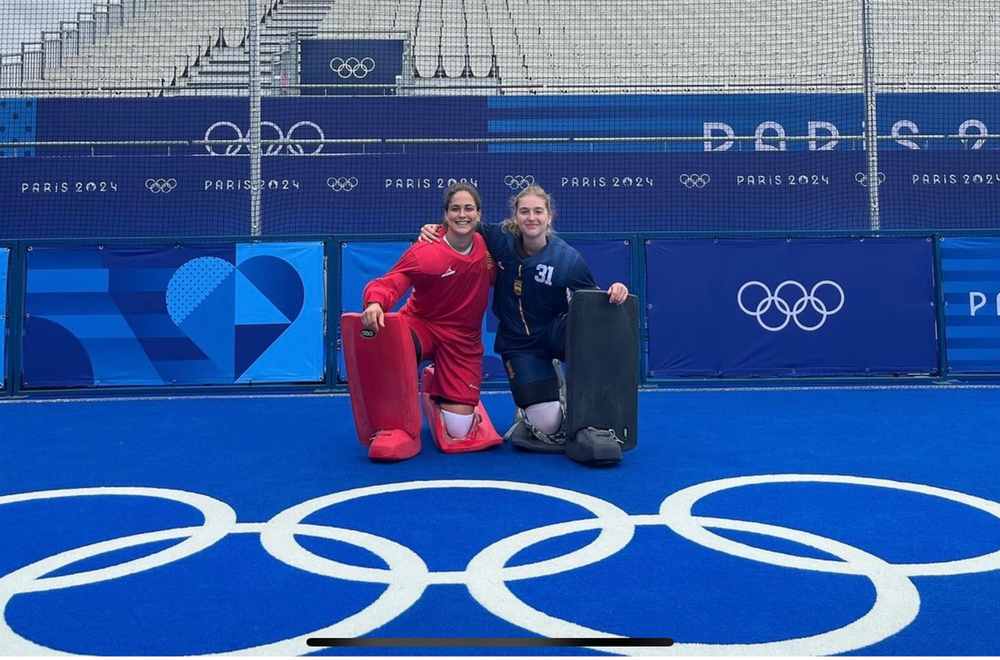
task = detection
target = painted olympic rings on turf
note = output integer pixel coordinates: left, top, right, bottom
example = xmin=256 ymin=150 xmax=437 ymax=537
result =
xmin=2 ymin=475 xmax=1000 ymax=655
xmin=202 ymin=121 xmax=325 ymax=156
xmin=738 ymin=280 xmax=845 ymax=331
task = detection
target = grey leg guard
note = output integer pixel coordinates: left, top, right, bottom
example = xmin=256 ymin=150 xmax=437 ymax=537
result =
xmin=502 ymin=407 xmax=526 ymax=444
xmin=564 ymin=290 xmax=639 ymax=465
xmin=554 ymin=358 xmax=567 ymax=409
xmin=507 ymin=360 xmax=569 ymax=454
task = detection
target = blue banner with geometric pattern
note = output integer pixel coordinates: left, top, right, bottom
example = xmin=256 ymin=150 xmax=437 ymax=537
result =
xmin=939 ymin=236 xmax=1000 ymax=374
xmin=22 ymin=242 xmax=324 ymax=389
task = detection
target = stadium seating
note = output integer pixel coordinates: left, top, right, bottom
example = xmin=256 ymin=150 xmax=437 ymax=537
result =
xmin=2 ymin=0 xmax=998 ymax=96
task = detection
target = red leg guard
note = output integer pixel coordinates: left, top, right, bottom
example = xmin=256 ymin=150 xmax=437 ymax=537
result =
xmin=420 ymin=365 xmax=503 ymax=453
xmin=341 ymin=313 xmax=421 ymax=461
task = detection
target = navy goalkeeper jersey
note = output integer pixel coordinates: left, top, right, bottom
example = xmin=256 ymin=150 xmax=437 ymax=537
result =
xmin=481 ymin=222 xmax=598 ymax=354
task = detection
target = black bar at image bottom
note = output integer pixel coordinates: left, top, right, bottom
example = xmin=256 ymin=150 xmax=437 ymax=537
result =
xmin=306 ymin=638 xmax=674 ymax=648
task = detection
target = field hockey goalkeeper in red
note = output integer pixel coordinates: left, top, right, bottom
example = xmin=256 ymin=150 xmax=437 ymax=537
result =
xmin=341 ymin=182 xmax=504 ymax=461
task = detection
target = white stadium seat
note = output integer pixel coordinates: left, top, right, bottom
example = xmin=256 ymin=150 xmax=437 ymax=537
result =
xmin=7 ymin=0 xmax=998 ymax=95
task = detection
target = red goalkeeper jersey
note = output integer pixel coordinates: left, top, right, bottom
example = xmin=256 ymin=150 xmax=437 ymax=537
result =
xmin=363 ymin=233 xmax=495 ymax=335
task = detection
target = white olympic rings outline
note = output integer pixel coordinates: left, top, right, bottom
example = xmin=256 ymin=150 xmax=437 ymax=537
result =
xmin=679 ymin=174 xmax=711 ymax=189
xmin=145 ymin=178 xmax=177 ymax=194
xmin=855 ymin=171 xmax=887 ymax=187
xmin=330 ymin=57 xmax=376 ymax=79
xmin=504 ymin=175 xmax=535 ymax=190
xmin=738 ymin=280 xmax=846 ymax=332
xmin=2 ymin=475 xmax=1000 ymax=656
xmin=326 ymin=176 xmax=359 ymax=192
xmin=203 ymin=121 xmax=326 ymax=156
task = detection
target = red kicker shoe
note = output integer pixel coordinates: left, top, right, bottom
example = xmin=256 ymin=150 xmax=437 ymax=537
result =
xmin=367 ymin=429 xmax=421 ymax=461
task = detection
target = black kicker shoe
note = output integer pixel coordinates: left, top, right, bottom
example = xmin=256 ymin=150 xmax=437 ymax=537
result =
xmin=566 ymin=427 xmax=623 ymax=466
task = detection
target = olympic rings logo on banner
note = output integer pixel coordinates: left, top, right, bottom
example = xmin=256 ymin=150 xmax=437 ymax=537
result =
xmin=3 ymin=476 xmax=1000 ymax=655
xmin=738 ymin=280 xmax=846 ymax=331
xmin=203 ymin=121 xmax=325 ymax=156
xmin=855 ymin=171 xmax=887 ymax=187
xmin=679 ymin=174 xmax=711 ymax=189
xmin=145 ymin=178 xmax=177 ymax=194
xmin=504 ymin=175 xmax=535 ymax=190
xmin=330 ymin=57 xmax=376 ymax=79
xmin=326 ymin=177 xmax=359 ymax=192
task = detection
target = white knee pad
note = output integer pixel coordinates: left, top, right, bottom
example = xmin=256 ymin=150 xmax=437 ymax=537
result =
xmin=441 ymin=410 xmax=474 ymax=439
xmin=524 ymin=401 xmax=563 ymax=436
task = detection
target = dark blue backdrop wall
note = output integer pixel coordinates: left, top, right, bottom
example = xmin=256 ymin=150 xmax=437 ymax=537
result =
xmin=1 ymin=93 xmax=998 ymax=238
xmin=1 ymin=92 xmax=999 ymax=395
xmin=14 ymin=93 xmax=1000 ymax=156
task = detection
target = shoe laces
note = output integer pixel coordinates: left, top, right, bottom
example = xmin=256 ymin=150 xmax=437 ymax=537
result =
xmin=584 ymin=426 xmax=624 ymax=445
xmin=525 ymin=418 xmax=566 ymax=445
